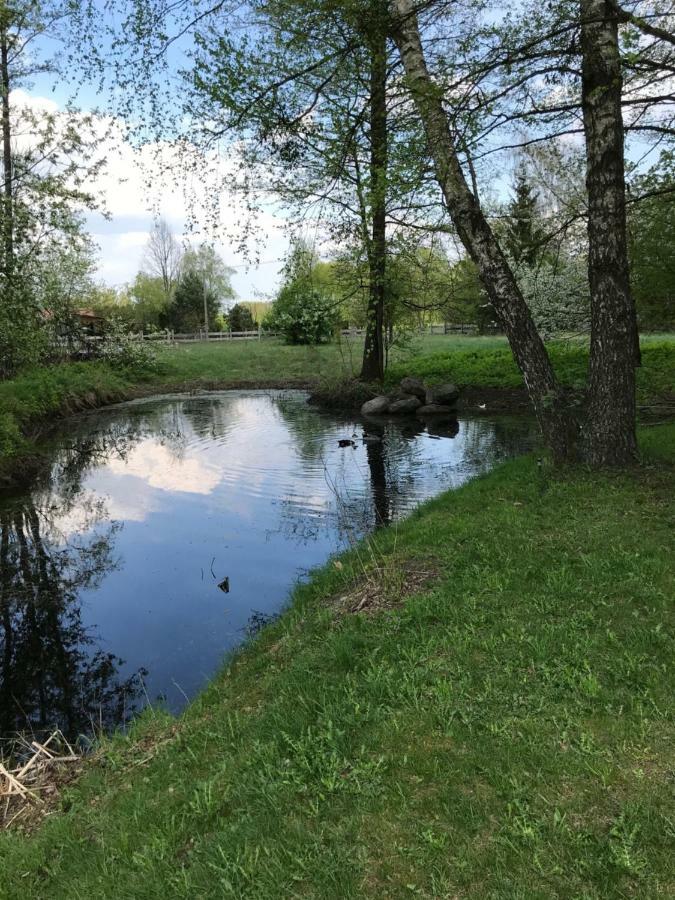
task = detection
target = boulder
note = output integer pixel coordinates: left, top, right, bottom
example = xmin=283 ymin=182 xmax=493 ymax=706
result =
xmin=361 ymin=395 xmax=390 ymax=416
xmin=417 ymin=404 xmax=457 ymax=416
xmin=399 ymin=376 xmax=426 ymax=400
xmin=388 ymin=395 xmax=422 ymax=414
xmin=425 ymin=383 xmax=460 ymax=406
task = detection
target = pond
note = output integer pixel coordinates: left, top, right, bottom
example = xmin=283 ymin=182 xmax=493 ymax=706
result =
xmin=0 ymin=390 xmax=538 ymax=742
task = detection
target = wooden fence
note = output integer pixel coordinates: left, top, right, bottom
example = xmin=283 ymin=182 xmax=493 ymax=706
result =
xmin=130 ymin=323 xmax=483 ymax=344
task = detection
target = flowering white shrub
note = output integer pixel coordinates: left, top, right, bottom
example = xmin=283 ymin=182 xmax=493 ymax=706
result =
xmin=99 ymin=318 xmax=159 ymax=372
xmin=517 ymin=256 xmax=591 ymax=339
xmin=266 ymin=286 xmax=338 ymax=344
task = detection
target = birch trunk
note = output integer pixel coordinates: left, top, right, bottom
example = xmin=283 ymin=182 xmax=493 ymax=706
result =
xmin=1 ymin=23 xmax=13 ymax=279
xmin=580 ymin=0 xmax=639 ymax=465
xmin=391 ymin=0 xmax=574 ymax=461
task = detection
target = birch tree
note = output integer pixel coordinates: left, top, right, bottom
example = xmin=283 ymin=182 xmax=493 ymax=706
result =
xmin=579 ymin=0 xmax=640 ymax=464
xmin=391 ymin=0 xmax=574 ymax=460
xmin=142 ymin=218 xmax=183 ymax=304
xmin=390 ymin=0 xmax=675 ymax=464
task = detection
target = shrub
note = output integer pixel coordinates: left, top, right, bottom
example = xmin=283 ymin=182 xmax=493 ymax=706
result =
xmin=99 ymin=318 xmax=159 ymax=373
xmin=266 ymin=285 xmax=338 ymax=345
xmin=228 ymin=303 xmax=256 ymax=332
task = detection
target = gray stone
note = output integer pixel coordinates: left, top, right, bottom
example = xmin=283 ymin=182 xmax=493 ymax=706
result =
xmin=388 ymin=395 xmax=422 ymax=414
xmin=417 ymin=404 xmax=457 ymax=416
xmin=399 ymin=376 xmax=426 ymax=400
xmin=361 ymin=395 xmax=390 ymax=416
xmin=425 ymin=383 xmax=460 ymax=406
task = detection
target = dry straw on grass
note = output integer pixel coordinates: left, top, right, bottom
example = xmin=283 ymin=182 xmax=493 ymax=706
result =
xmin=330 ymin=559 xmax=438 ymax=616
xmin=1 ymin=731 xmax=82 ymax=832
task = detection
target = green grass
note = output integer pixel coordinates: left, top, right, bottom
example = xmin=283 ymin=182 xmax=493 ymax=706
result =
xmin=386 ymin=339 xmax=675 ymax=408
xmin=1 ymin=424 xmax=673 ymax=899
xmin=0 ymin=361 xmax=144 ymax=460
xmin=154 ymin=334 xmax=510 ymax=383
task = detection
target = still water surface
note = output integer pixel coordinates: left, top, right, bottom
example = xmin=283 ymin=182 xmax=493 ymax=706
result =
xmin=0 ymin=390 xmax=537 ymax=741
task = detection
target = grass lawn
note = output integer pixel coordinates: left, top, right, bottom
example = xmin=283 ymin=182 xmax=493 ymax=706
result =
xmin=0 ymin=423 xmax=673 ymax=898
xmin=155 ymin=333 xmax=511 ymax=383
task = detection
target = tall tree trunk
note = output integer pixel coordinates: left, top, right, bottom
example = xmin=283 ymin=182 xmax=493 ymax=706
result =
xmin=0 ymin=517 xmax=14 ymax=737
xmin=580 ymin=0 xmax=639 ymax=465
xmin=0 ymin=22 xmax=13 ymax=280
xmin=391 ymin=0 xmax=573 ymax=460
xmin=360 ymin=11 xmax=387 ymax=382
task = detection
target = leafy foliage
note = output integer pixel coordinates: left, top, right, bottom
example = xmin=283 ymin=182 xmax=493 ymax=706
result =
xmin=181 ymin=243 xmax=235 ymax=312
xmin=629 ymin=156 xmax=675 ymax=330
xmin=518 ymin=257 xmax=591 ymax=338
xmin=99 ymin=319 xmax=159 ymax=373
xmin=266 ymin=284 xmax=338 ymax=344
xmin=266 ymin=242 xmax=339 ymax=344
xmin=0 ymin=2 xmax=105 ymax=377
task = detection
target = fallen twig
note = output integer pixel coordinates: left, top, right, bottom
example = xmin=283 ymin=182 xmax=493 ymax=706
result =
xmin=0 ymin=730 xmax=82 ymax=831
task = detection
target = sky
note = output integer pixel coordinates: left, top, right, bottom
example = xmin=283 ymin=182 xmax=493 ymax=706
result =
xmin=18 ymin=21 xmax=292 ymax=301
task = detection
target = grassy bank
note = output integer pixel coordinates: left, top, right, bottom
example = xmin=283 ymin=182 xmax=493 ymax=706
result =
xmin=385 ymin=339 xmax=675 ymax=410
xmin=1 ymin=336 xmax=673 ymax=479
xmin=1 ymin=424 xmax=673 ymax=898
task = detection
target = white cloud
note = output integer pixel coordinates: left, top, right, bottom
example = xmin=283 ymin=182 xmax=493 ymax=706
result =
xmin=107 ymin=440 xmax=223 ymax=494
xmin=12 ymin=89 xmax=291 ymax=297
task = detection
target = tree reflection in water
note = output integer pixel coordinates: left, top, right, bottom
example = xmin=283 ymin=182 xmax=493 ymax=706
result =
xmin=271 ymin=404 xmax=463 ymax=543
xmin=0 ymin=427 xmax=148 ymax=745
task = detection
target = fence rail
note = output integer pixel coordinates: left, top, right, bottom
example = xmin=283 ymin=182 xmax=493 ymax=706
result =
xmin=128 ymin=323 xmax=483 ymax=344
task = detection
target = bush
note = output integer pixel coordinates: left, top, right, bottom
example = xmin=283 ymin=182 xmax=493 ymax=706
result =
xmin=99 ymin=318 xmax=159 ymax=373
xmin=0 ymin=289 xmax=47 ymax=379
xmin=518 ymin=257 xmax=591 ymax=338
xmin=266 ymin=286 xmax=338 ymax=345
xmin=309 ymin=376 xmax=376 ymax=410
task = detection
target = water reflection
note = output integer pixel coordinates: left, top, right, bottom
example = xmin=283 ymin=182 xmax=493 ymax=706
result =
xmin=0 ymin=499 xmax=143 ymax=743
xmin=0 ymin=391 xmax=537 ymax=739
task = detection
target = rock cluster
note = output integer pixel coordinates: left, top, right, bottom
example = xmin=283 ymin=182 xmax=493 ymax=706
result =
xmin=361 ymin=377 xmax=460 ymax=417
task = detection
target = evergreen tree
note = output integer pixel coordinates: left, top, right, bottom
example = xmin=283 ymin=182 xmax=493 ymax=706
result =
xmin=167 ymin=270 xmax=220 ymax=332
xmin=227 ymin=303 xmax=255 ymax=332
xmin=504 ymin=168 xmax=545 ymax=267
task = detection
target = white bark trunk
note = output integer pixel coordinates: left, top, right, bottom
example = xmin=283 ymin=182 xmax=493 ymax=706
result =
xmin=391 ymin=0 xmax=573 ymax=459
